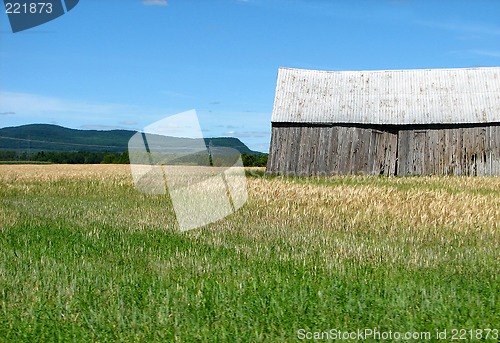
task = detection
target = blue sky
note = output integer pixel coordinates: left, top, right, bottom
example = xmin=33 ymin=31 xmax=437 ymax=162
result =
xmin=1 ymin=0 xmax=499 ymax=152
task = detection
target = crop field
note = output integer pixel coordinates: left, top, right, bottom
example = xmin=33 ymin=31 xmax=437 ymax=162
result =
xmin=0 ymin=164 xmax=499 ymax=342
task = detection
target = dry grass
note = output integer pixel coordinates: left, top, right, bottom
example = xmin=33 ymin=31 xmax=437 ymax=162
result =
xmin=1 ymin=164 xmax=498 ymax=234
xmin=250 ymin=176 xmax=500 ymax=230
xmin=0 ymin=164 xmax=132 ymax=182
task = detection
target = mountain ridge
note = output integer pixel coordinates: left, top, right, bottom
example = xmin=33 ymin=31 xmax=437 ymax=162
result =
xmin=0 ymin=124 xmax=261 ymax=155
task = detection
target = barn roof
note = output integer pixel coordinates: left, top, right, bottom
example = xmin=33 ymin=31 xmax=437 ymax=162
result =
xmin=271 ymin=67 xmax=500 ymax=125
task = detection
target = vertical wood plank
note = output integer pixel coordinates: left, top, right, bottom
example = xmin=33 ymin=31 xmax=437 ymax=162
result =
xmin=266 ymin=126 xmax=276 ymax=173
xmin=272 ymin=126 xmax=283 ymax=174
xmin=317 ymin=127 xmax=330 ymax=176
xmin=349 ymin=127 xmax=360 ymax=174
xmin=329 ymin=126 xmax=339 ymax=175
xmin=397 ymin=130 xmax=409 ymax=176
xmin=336 ymin=126 xmax=347 ymax=175
xmin=387 ymin=131 xmax=398 ymax=176
xmin=367 ymin=130 xmax=377 ymax=174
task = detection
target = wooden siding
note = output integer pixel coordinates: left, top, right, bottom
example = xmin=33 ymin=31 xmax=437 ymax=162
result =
xmin=267 ymin=124 xmax=500 ymax=176
xmin=267 ymin=125 xmax=398 ymax=176
xmin=397 ymin=125 xmax=500 ymax=176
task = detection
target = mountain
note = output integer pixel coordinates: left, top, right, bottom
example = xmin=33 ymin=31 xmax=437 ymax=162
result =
xmin=0 ymin=124 xmax=260 ymax=155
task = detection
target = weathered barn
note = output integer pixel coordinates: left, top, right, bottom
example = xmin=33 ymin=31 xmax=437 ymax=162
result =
xmin=267 ymin=67 xmax=500 ymax=176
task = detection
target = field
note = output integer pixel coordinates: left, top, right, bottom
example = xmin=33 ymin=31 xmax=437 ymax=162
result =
xmin=0 ymin=165 xmax=499 ymax=342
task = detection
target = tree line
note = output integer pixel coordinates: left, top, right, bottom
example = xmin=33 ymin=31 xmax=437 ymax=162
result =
xmin=0 ymin=150 xmax=268 ymax=167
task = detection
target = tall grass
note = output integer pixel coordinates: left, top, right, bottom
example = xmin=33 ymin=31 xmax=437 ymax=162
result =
xmin=0 ymin=165 xmax=498 ymax=341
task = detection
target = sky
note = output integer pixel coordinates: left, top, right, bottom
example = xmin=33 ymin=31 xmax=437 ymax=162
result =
xmin=0 ymin=0 xmax=499 ymax=152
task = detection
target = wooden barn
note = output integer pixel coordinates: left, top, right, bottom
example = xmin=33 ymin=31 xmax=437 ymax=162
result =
xmin=266 ymin=67 xmax=500 ymax=176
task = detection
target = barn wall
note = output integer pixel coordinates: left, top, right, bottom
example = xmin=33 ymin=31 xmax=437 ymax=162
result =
xmin=266 ymin=125 xmax=398 ymax=176
xmin=397 ymin=125 xmax=500 ymax=176
xmin=267 ymin=123 xmax=500 ymax=177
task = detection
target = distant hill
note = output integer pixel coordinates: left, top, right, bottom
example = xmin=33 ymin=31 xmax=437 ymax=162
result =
xmin=0 ymin=124 xmax=260 ymax=155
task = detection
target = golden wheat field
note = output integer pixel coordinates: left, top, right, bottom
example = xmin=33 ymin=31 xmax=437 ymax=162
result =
xmin=1 ymin=164 xmax=499 ymax=229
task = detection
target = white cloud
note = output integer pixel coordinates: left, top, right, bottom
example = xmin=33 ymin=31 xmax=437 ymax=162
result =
xmin=161 ymin=90 xmax=194 ymax=99
xmin=0 ymin=91 xmax=170 ymax=132
xmin=0 ymin=91 xmax=137 ymax=118
xmin=416 ymin=20 xmax=500 ymax=36
xmin=142 ymin=0 xmax=168 ymax=6
xmin=449 ymin=49 xmax=500 ymax=60
xmin=80 ymin=124 xmax=134 ymax=130
xmin=223 ymin=130 xmax=270 ymax=138
xmin=470 ymin=50 xmax=500 ymax=58
xmin=119 ymin=120 xmax=139 ymax=126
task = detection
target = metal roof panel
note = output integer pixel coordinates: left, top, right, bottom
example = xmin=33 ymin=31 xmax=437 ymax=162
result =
xmin=271 ymin=67 xmax=500 ymax=124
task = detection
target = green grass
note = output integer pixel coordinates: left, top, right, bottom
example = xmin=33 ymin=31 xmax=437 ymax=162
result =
xmin=0 ymin=166 xmax=498 ymax=342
